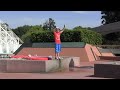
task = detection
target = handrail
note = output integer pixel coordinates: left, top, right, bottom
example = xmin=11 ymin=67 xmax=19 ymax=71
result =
xmin=96 ymin=45 xmax=120 ymax=49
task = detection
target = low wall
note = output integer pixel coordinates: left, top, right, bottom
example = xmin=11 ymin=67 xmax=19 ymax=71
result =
xmin=101 ymin=53 xmax=114 ymax=56
xmin=0 ymin=57 xmax=80 ymax=73
xmin=99 ymin=56 xmax=120 ymax=61
xmin=84 ymin=44 xmax=96 ymax=61
xmin=94 ymin=62 xmax=120 ymax=78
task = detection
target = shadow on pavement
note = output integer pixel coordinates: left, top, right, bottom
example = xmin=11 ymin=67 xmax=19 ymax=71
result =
xmin=85 ymin=75 xmax=115 ymax=79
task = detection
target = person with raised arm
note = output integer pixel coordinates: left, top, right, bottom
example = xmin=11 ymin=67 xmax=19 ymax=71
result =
xmin=53 ymin=25 xmax=65 ymax=60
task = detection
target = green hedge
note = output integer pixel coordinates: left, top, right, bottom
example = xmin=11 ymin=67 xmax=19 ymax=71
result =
xmin=80 ymin=29 xmax=103 ymax=45
xmin=30 ymin=30 xmax=102 ymax=45
xmin=61 ymin=30 xmax=81 ymax=42
xmin=31 ymin=31 xmax=54 ymax=42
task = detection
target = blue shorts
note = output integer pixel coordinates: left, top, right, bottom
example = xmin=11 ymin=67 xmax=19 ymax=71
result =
xmin=55 ymin=44 xmax=61 ymax=53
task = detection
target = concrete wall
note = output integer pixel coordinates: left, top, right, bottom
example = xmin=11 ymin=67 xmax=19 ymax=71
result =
xmin=94 ymin=64 xmax=120 ymax=78
xmin=99 ymin=56 xmax=120 ymax=61
xmin=0 ymin=57 xmax=80 ymax=73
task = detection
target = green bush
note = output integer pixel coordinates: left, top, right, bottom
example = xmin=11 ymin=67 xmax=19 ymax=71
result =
xmin=30 ymin=29 xmax=102 ymax=45
xmin=21 ymin=32 xmax=32 ymax=43
xmin=61 ymin=30 xmax=81 ymax=42
xmin=79 ymin=29 xmax=103 ymax=45
xmin=31 ymin=31 xmax=54 ymax=42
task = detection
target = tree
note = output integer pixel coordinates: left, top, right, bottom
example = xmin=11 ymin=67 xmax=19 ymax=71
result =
xmin=12 ymin=25 xmax=43 ymax=40
xmin=101 ymin=11 xmax=120 ymax=45
xmin=43 ymin=18 xmax=56 ymax=31
xmin=12 ymin=25 xmax=32 ymax=38
xmin=73 ymin=26 xmax=83 ymax=30
xmin=101 ymin=11 xmax=120 ymax=25
xmin=29 ymin=25 xmax=44 ymax=33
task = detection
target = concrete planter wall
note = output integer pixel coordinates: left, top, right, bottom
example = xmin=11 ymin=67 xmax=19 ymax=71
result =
xmin=0 ymin=57 xmax=80 ymax=73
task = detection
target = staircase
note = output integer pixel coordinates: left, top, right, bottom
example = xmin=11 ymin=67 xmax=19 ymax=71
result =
xmin=0 ymin=20 xmax=23 ymax=54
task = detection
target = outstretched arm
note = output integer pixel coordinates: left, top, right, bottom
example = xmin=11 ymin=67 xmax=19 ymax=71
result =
xmin=60 ymin=25 xmax=65 ymax=33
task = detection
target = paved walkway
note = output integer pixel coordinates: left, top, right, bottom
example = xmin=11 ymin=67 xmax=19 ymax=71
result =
xmin=0 ymin=60 xmax=114 ymax=79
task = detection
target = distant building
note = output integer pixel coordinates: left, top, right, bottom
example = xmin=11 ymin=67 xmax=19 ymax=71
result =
xmin=93 ymin=21 xmax=120 ymax=35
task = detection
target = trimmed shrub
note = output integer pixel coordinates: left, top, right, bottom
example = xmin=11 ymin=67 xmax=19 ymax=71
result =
xmin=80 ymin=29 xmax=103 ymax=45
xmin=31 ymin=31 xmax=54 ymax=42
xmin=30 ymin=29 xmax=102 ymax=45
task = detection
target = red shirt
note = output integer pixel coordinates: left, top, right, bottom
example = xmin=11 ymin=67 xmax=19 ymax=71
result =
xmin=54 ymin=31 xmax=61 ymax=44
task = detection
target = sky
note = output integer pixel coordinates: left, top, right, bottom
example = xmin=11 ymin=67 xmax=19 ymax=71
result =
xmin=0 ymin=11 xmax=102 ymax=29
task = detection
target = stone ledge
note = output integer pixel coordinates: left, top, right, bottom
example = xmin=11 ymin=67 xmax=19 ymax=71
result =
xmin=0 ymin=57 xmax=80 ymax=73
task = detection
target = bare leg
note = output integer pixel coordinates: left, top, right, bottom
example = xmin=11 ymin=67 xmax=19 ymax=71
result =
xmin=55 ymin=52 xmax=58 ymax=59
xmin=58 ymin=53 xmax=60 ymax=58
xmin=57 ymin=53 xmax=59 ymax=59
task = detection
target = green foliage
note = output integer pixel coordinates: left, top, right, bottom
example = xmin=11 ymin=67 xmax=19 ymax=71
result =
xmin=21 ymin=32 xmax=31 ymax=43
xmin=12 ymin=25 xmax=44 ymax=41
xmin=73 ymin=26 xmax=83 ymax=30
xmin=11 ymin=20 xmax=102 ymax=45
xmin=101 ymin=11 xmax=120 ymax=25
xmin=30 ymin=31 xmax=54 ymax=42
xmin=30 ymin=28 xmax=102 ymax=45
xmin=12 ymin=25 xmax=32 ymax=38
xmin=101 ymin=11 xmax=120 ymax=44
xmin=80 ymin=29 xmax=103 ymax=45
xmin=43 ymin=18 xmax=56 ymax=31
xmin=61 ymin=30 xmax=81 ymax=42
